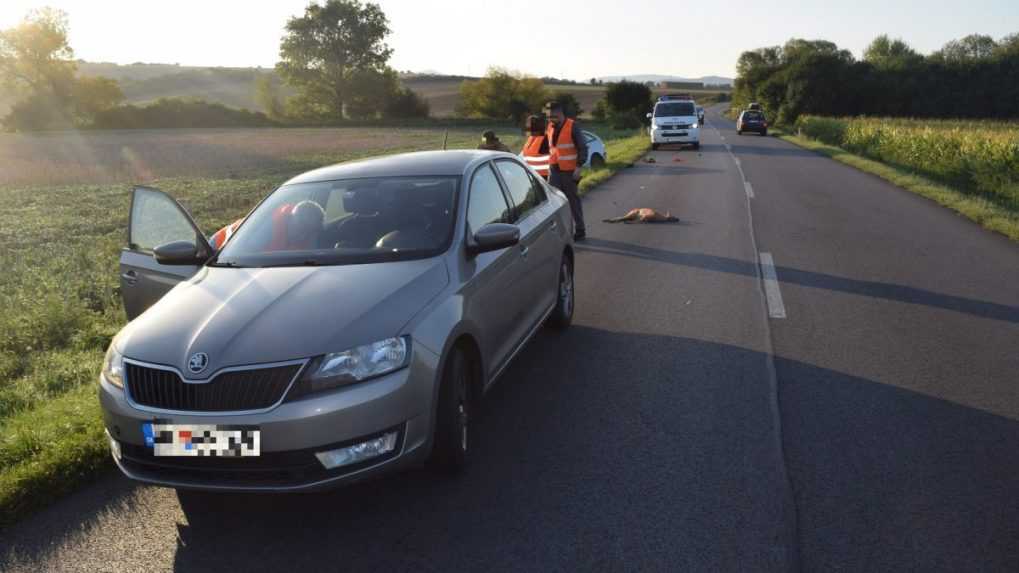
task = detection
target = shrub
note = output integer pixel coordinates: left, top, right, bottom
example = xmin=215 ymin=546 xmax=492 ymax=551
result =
xmin=549 ymin=91 xmax=582 ymax=118
xmin=458 ymin=68 xmax=548 ymax=123
xmin=604 ymin=80 xmax=652 ymax=128
xmin=384 ymin=87 xmax=430 ymax=118
xmin=91 ymin=98 xmax=276 ymax=129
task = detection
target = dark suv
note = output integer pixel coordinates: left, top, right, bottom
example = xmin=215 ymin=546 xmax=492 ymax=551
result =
xmin=737 ymin=110 xmax=768 ymax=136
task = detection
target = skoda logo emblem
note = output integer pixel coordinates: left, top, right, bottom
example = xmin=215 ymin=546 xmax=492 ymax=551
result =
xmin=188 ymin=352 xmax=209 ymax=374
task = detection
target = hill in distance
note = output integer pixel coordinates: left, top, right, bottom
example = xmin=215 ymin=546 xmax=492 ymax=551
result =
xmin=0 ymin=62 xmax=733 ymax=119
xmin=597 ymin=74 xmax=734 ymax=86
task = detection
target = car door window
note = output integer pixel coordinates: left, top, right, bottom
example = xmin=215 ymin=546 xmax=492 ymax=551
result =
xmin=129 ymin=187 xmax=202 ymax=252
xmin=467 ymin=163 xmax=511 ymax=233
xmin=495 ymin=159 xmax=545 ymax=220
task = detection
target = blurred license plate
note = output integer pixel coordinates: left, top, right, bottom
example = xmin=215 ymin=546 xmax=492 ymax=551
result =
xmin=142 ymin=422 xmax=260 ymax=457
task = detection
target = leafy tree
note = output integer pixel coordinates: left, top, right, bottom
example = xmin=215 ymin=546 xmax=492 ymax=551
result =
xmin=934 ymin=34 xmax=998 ymax=63
xmin=604 ymin=80 xmax=652 ymax=128
xmin=0 ymin=9 xmax=123 ymax=130
xmin=549 ymin=90 xmax=582 ymax=118
xmin=276 ymin=0 xmax=394 ymax=121
xmin=591 ymin=98 xmax=607 ymax=121
xmin=72 ymin=76 xmax=124 ymax=120
xmin=0 ymin=8 xmax=75 ymax=98
xmin=254 ymin=74 xmax=285 ymax=121
xmin=384 ymin=87 xmax=429 ymax=118
xmin=345 ymin=67 xmax=398 ymax=119
xmin=457 ymin=68 xmax=548 ymax=122
xmin=864 ymin=35 xmax=922 ymax=70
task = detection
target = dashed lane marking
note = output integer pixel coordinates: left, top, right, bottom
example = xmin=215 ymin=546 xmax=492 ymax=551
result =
xmin=758 ymin=253 xmax=787 ymax=319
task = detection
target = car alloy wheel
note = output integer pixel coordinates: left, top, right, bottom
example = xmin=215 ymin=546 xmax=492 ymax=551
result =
xmin=431 ymin=348 xmax=470 ymax=472
xmin=560 ymin=260 xmax=573 ymax=317
xmin=547 ymin=256 xmax=574 ymax=330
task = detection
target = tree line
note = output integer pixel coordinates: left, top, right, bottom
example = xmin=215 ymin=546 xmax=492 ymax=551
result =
xmin=2 ymin=0 xmax=681 ymax=132
xmin=0 ymin=1 xmax=430 ymax=131
xmin=733 ymin=33 xmax=1019 ymax=124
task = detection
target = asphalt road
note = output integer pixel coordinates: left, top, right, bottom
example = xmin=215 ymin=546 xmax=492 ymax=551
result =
xmin=3 ymin=106 xmax=1018 ymax=572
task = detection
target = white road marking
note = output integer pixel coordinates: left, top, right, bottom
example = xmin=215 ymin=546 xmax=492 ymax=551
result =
xmin=733 ymin=157 xmax=741 ymax=167
xmin=720 ymin=136 xmax=726 ymax=141
xmin=758 ymin=253 xmax=787 ymax=319
xmin=724 ymin=143 xmax=731 ymax=151
xmin=745 ymin=181 xmax=755 ymax=198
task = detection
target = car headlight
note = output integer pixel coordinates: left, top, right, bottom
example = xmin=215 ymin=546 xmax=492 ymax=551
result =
xmin=288 ymin=337 xmax=410 ymax=399
xmin=102 ymin=341 xmax=125 ymax=389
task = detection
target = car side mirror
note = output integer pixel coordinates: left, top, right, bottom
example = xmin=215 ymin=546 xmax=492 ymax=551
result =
xmin=467 ymin=223 xmax=520 ymax=256
xmin=153 ymin=240 xmax=206 ymax=265
xmin=645 ymin=112 xmax=652 ymax=119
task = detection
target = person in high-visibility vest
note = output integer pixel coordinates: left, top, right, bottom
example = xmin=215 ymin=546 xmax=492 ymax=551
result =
xmin=209 ymin=218 xmax=244 ymax=250
xmin=520 ymin=115 xmax=550 ymax=180
xmin=545 ymin=101 xmax=588 ymax=240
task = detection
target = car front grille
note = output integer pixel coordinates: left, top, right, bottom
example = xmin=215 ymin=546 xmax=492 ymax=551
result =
xmin=125 ymin=362 xmax=302 ymax=412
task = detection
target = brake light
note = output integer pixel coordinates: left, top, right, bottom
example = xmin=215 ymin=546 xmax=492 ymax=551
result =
xmin=764 ymin=122 xmax=768 ymax=127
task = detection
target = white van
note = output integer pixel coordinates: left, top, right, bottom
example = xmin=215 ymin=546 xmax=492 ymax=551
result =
xmin=648 ymin=97 xmax=700 ymax=150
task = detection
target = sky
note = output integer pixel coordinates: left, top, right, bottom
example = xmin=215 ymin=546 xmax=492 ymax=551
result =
xmin=1 ymin=0 xmax=1017 ymax=80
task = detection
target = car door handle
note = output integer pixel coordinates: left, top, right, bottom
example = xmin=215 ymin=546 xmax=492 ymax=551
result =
xmin=549 ymin=220 xmax=557 ymax=230
xmin=519 ymin=245 xmax=529 ymax=258
xmin=121 ymin=270 xmax=138 ymax=286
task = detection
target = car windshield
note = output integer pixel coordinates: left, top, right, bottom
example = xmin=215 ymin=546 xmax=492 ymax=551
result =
xmin=655 ymin=102 xmax=696 ymax=117
xmin=213 ymin=176 xmax=459 ymax=267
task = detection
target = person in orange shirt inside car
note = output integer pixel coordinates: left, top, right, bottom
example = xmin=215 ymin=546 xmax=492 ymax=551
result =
xmin=209 ymin=200 xmax=324 ymax=252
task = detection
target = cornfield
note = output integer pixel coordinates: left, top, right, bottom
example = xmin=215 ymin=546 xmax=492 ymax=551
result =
xmin=795 ymin=116 xmax=1019 ymax=210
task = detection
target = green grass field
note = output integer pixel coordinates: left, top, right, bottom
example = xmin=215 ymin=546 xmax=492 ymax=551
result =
xmin=0 ymin=123 xmax=649 ymax=527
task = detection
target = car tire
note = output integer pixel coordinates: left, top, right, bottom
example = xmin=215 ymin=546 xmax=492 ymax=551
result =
xmin=590 ymin=154 xmax=606 ymax=170
xmin=737 ymin=129 xmax=743 ymax=135
xmin=761 ymin=129 xmax=768 ymax=136
xmin=651 ymin=143 xmax=659 ymax=151
xmin=430 ymin=348 xmax=471 ymax=473
xmin=547 ymin=255 xmax=574 ymax=330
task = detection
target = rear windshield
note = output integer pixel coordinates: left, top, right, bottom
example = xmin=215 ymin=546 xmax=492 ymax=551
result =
xmin=744 ymin=111 xmax=765 ymax=120
xmin=654 ymin=102 xmax=696 ymax=117
xmin=213 ymin=176 xmax=459 ymax=268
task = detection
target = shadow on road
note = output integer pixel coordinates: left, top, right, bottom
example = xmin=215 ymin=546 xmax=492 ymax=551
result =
xmin=576 ymin=238 xmax=1019 ymax=324
xmin=3 ymin=328 xmax=1017 ymax=571
xmin=156 ymin=327 xmax=1017 ymax=572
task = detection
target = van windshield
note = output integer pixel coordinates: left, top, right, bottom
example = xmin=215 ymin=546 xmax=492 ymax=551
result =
xmin=654 ymin=102 xmax=696 ymax=117
xmin=212 ymin=176 xmax=459 ymax=268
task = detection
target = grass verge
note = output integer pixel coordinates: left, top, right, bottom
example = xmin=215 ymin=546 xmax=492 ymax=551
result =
xmin=579 ymin=133 xmax=650 ymax=194
xmin=779 ymin=133 xmax=1019 ymax=241
xmin=0 ymin=383 xmax=110 ymax=528
xmin=0 ymin=129 xmax=647 ymax=530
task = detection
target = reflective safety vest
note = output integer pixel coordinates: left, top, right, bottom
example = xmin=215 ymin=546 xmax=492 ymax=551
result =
xmin=546 ymin=118 xmax=578 ymax=172
xmin=521 ymin=135 xmax=550 ymax=177
xmin=209 ymin=218 xmax=244 ymax=250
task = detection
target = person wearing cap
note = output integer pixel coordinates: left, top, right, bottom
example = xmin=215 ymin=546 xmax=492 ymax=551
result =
xmin=477 ymin=130 xmax=511 ymax=152
xmin=520 ymin=114 xmax=550 ymax=180
xmin=545 ymin=101 xmax=588 ymax=240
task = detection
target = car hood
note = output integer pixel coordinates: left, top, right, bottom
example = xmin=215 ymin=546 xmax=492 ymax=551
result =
xmin=119 ymin=258 xmax=449 ymax=379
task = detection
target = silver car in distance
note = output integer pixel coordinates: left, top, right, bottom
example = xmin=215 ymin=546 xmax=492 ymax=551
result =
xmin=99 ymin=150 xmax=576 ymax=491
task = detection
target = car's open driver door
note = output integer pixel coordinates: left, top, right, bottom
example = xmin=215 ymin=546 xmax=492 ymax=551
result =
xmin=120 ymin=186 xmax=211 ymax=320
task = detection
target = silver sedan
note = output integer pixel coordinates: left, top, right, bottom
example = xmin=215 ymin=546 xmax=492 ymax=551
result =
xmin=99 ymin=150 xmax=576 ymax=491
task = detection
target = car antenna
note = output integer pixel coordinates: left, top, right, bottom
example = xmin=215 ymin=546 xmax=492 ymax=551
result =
xmin=442 ymin=130 xmax=448 ymax=150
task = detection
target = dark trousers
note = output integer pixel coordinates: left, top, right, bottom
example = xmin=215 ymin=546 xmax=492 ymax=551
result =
xmin=549 ymin=168 xmax=585 ymax=233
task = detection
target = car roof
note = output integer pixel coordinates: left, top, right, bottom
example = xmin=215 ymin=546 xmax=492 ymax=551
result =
xmin=283 ymin=150 xmax=511 ymax=185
